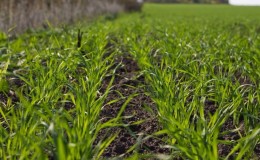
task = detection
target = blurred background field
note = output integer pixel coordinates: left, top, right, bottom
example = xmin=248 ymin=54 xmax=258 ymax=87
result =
xmin=0 ymin=0 xmax=232 ymax=34
xmin=0 ymin=0 xmax=124 ymax=33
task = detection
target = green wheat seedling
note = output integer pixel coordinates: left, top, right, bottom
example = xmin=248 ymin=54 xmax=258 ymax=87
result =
xmin=0 ymin=25 xmax=121 ymax=159
xmin=1 ymin=3 xmax=260 ymax=160
xmin=123 ymin=10 xmax=260 ymax=158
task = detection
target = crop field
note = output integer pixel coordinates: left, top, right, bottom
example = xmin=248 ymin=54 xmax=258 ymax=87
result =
xmin=0 ymin=3 xmax=260 ymax=159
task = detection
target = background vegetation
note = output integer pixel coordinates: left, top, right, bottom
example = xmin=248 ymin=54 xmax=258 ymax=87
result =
xmin=146 ymin=0 xmax=228 ymax=3
xmin=0 ymin=0 xmax=230 ymax=34
xmin=0 ymin=0 xmax=123 ymax=33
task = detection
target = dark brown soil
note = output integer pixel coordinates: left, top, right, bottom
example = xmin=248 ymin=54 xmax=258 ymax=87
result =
xmin=98 ymin=54 xmax=170 ymax=158
xmin=0 ymin=75 xmax=24 ymax=110
xmin=0 ymin=89 xmax=19 ymax=107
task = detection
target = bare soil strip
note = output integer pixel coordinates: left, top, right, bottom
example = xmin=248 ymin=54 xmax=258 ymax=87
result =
xmin=98 ymin=54 xmax=170 ymax=158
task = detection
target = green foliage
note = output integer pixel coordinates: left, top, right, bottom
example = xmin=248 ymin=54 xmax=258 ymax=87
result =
xmin=117 ymin=4 xmax=260 ymax=159
xmin=147 ymin=0 xmax=228 ymax=3
xmin=0 ymin=4 xmax=260 ymax=159
xmin=0 ymin=59 xmax=9 ymax=92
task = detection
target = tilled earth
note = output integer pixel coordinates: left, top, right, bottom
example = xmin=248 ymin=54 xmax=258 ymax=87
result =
xmin=98 ymin=54 xmax=170 ymax=158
